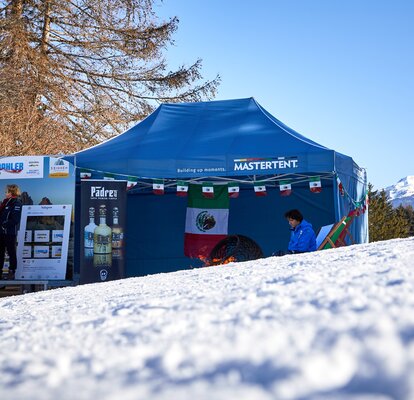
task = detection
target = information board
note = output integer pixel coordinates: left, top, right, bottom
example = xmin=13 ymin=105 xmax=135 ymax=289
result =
xmin=16 ymin=204 xmax=72 ymax=280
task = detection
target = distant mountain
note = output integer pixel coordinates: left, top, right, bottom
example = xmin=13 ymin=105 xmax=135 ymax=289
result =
xmin=385 ymin=176 xmax=414 ymax=208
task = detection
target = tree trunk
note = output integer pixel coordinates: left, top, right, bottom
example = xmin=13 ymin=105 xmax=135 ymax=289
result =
xmin=41 ymin=0 xmax=52 ymax=55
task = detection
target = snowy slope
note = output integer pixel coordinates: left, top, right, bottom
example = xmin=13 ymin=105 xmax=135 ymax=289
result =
xmin=1 ymin=238 xmax=414 ymax=400
xmin=385 ymin=176 xmax=414 ymax=208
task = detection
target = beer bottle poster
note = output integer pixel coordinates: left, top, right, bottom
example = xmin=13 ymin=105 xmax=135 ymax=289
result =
xmin=80 ymin=180 xmax=127 ymax=284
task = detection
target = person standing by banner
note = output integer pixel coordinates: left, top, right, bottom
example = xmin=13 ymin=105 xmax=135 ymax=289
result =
xmin=0 ymin=184 xmax=22 ymax=280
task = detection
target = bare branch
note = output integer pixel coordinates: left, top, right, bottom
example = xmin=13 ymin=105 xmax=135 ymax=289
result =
xmin=0 ymin=0 xmax=220 ymax=155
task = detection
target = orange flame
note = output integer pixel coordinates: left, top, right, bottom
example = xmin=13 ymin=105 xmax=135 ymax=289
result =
xmin=199 ymin=255 xmax=237 ymax=267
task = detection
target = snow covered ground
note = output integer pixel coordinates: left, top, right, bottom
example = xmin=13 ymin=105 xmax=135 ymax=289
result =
xmin=1 ymin=238 xmax=414 ymax=400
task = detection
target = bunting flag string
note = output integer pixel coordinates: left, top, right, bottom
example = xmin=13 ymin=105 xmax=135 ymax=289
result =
xmin=74 ymin=165 xmax=368 ymax=211
xmin=80 ymin=169 xmax=92 ymax=179
xmin=337 ymin=176 xmax=345 ymax=196
xmin=103 ymin=173 xmax=116 ymax=180
xmin=309 ymin=176 xmax=322 ymax=193
xmin=279 ymin=180 xmax=292 ymax=196
xmin=176 ymin=180 xmax=189 ymax=197
xmin=228 ymin=182 xmax=240 ymax=198
xmin=152 ymin=179 xmax=165 ymax=195
xmin=202 ymin=182 xmax=214 ymax=198
xmin=335 ymin=174 xmax=369 ymax=215
xmin=362 ymin=192 xmax=369 ymax=214
xmin=127 ymin=176 xmax=138 ymax=190
xmin=254 ymin=181 xmax=267 ymax=196
xmin=339 ymin=183 xmax=345 ymax=196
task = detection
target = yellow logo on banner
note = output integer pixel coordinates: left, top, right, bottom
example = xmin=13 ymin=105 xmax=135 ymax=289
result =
xmin=49 ymin=157 xmax=69 ymax=178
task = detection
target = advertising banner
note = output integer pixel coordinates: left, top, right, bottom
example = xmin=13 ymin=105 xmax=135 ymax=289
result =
xmin=0 ymin=156 xmax=75 ymax=279
xmin=0 ymin=156 xmax=44 ymax=179
xmin=80 ymin=180 xmax=127 ymax=284
xmin=16 ymin=205 xmax=72 ymax=279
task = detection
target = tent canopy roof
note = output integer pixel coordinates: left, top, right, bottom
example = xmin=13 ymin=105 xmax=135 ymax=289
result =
xmin=67 ymin=97 xmax=357 ymax=179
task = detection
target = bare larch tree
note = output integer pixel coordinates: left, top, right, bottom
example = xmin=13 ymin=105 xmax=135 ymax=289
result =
xmin=0 ymin=0 xmax=220 ymax=155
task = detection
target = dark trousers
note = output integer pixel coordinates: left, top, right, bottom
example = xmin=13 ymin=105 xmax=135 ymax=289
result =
xmin=0 ymin=234 xmax=18 ymax=271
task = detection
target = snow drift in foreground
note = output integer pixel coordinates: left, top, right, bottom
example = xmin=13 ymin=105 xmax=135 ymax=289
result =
xmin=1 ymin=238 xmax=414 ymax=400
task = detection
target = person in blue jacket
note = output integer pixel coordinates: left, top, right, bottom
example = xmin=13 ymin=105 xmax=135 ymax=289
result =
xmin=284 ymin=209 xmax=317 ymax=254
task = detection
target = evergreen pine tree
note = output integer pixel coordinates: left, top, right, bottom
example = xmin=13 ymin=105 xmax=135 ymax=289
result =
xmin=368 ymin=184 xmax=410 ymax=241
xmin=396 ymin=205 xmax=414 ymax=237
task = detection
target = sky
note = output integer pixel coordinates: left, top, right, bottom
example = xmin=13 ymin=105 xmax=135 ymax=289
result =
xmin=1 ymin=236 xmax=414 ymax=399
xmin=155 ymin=0 xmax=414 ymax=190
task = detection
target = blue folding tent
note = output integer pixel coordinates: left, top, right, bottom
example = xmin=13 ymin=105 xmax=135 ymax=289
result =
xmin=66 ymin=98 xmax=368 ymax=276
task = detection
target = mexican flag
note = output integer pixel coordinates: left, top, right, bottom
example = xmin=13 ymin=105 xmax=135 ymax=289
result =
xmin=103 ymin=173 xmax=115 ymax=180
xmin=127 ymin=176 xmax=138 ymax=190
xmin=254 ymin=182 xmax=267 ymax=196
xmin=309 ymin=176 xmax=322 ymax=193
xmin=80 ymin=169 xmax=92 ymax=179
xmin=176 ymin=180 xmax=189 ymax=197
xmin=202 ymin=182 xmax=214 ymax=198
xmin=228 ymin=182 xmax=240 ymax=198
xmin=279 ymin=180 xmax=292 ymax=196
xmin=153 ymin=179 xmax=164 ymax=195
xmin=184 ymin=184 xmax=229 ymax=258
xmin=337 ymin=176 xmax=345 ymax=196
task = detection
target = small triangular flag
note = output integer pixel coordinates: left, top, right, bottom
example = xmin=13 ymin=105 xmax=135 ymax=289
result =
xmin=80 ymin=169 xmax=92 ymax=179
xmin=337 ymin=177 xmax=344 ymax=196
xmin=254 ymin=182 xmax=267 ymax=197
xmin=202 ymin=182 xmax=214 ymax=198
xmin=127 ymin=176 xmax=138 ymax=190
xmin=104 ymin=173 xmax=115 ymax=180
xmin=153 ymin=179 xmax=165 ymax=195
xmin=309 ymin=176 xmax=322 ymax=193
xmin=279 ymin=180 xmax=292 ymax=196
xmin=176 ymin=180 xmax=189 ymax=197
xmin=228 ymin=183 xmax=240 ymax=198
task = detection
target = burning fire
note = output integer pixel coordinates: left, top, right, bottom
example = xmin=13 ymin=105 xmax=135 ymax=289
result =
xmin=199 ymin=255 xmax=237 ymax=267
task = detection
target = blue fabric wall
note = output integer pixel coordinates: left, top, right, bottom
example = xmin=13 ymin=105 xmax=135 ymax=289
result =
xmin=336 ymin=165 xmax=369 ymax=244
xmin=125 ymin=180 xmax=335 ymax=277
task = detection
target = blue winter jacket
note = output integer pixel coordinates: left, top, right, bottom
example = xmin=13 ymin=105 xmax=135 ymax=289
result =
xmin=287 ymin=219 xmax=317 ymax=253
